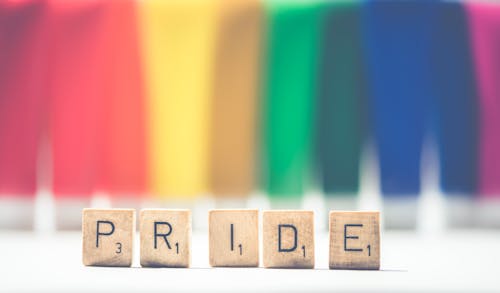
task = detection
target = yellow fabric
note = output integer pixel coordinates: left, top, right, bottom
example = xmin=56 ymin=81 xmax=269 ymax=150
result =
xmin=139 ymin=0 xmax=217 ymax=197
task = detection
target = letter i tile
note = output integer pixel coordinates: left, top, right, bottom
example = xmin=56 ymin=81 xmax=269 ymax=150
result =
xmin=209 ymin=209 xmax=259 ymax=267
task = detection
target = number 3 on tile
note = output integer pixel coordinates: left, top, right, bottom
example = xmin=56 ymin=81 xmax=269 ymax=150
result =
xmin=115 ymin=242 xmax=122 ymax=254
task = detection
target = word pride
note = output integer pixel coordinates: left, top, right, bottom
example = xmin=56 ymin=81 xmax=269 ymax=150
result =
xmin=82 ymin=209 xmax=380 ymax=270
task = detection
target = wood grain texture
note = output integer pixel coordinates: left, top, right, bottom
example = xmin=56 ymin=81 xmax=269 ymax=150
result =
xmin=140 ymin=209 xmax=191 ymax=267
xmin=209 ymin=209 xmax=258 ymax=267
xmin=82 ymin=208 xmax=135 ymax=267
xmin=329 ymin=211 xmax=380 ymax=270
xmin=263 ymin=210 xmax=314 ymax=268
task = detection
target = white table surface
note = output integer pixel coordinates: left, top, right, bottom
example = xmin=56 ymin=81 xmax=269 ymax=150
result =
xmin=1 ymin=230 xmax=498 ymax=292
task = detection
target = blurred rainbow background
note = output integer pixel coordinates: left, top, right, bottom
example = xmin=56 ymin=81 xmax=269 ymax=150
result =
xmin=1 ymin=0 xmax=500 ymax=230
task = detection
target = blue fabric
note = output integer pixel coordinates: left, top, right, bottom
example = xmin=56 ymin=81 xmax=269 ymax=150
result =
xmin=362 ymin=0 xmax=436 ymax=197
xmin=429 ymin=1 xmax=479 ymax=195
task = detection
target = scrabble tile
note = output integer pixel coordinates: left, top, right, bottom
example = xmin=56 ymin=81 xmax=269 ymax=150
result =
xmin=140 ymin=209 xmax=191 ymax=268
xmin=82 ymin=208 xmax=135 ymax=267
xmin=209 ymin=209 xmax=259 ymax=267
xmin=263 ymin=210 xmax=314 ymax=268
xmin=329 ymin=211 xmax=380 ymax=270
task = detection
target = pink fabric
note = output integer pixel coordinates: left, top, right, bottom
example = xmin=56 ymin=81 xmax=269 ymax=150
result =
xmin=467 ymin=2 xmax=500 ymax=197
xmin=0 ymin=0 xmax=49 ymax=197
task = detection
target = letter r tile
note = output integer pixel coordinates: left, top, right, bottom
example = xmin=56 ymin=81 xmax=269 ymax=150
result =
xmin=140 ymin=209 xmax=191 ymax=268
xmin=329 ymin=211 xmax=380 ymax=270
xmin=82 ymin=208 xmax=135 ymax=267
xmin=263 ymin=210 xmax=314 ymax=268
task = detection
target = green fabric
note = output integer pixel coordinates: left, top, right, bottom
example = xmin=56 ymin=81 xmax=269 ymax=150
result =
xmin=316 ymin=0 xmax=366 ymax=195
xmin=261 ymin=0 xmax=324 ymax=197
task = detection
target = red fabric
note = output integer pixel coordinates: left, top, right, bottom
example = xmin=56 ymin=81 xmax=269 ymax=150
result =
xmin=96 ymin=0 xmax=147 ymax=196
xmin=49 ymin=0 xmax=112 ymax=197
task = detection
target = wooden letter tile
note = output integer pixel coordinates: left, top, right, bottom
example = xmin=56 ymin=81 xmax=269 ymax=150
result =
xmin=329 ymin=211 xmax=380 ymax=270
xmin=140 ymin=209 xmax=191 ymax=267
xmin=263 ymin=210 xmax=314 ymax=268
xmin=82 ymin=208 xmax=135 ymax=267
xmin=209 ymin=209 xmax=259 ymax=267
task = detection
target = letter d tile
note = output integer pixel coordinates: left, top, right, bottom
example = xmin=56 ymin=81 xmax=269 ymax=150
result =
xmin=263 ymin=210 xmax=314 ymax=268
